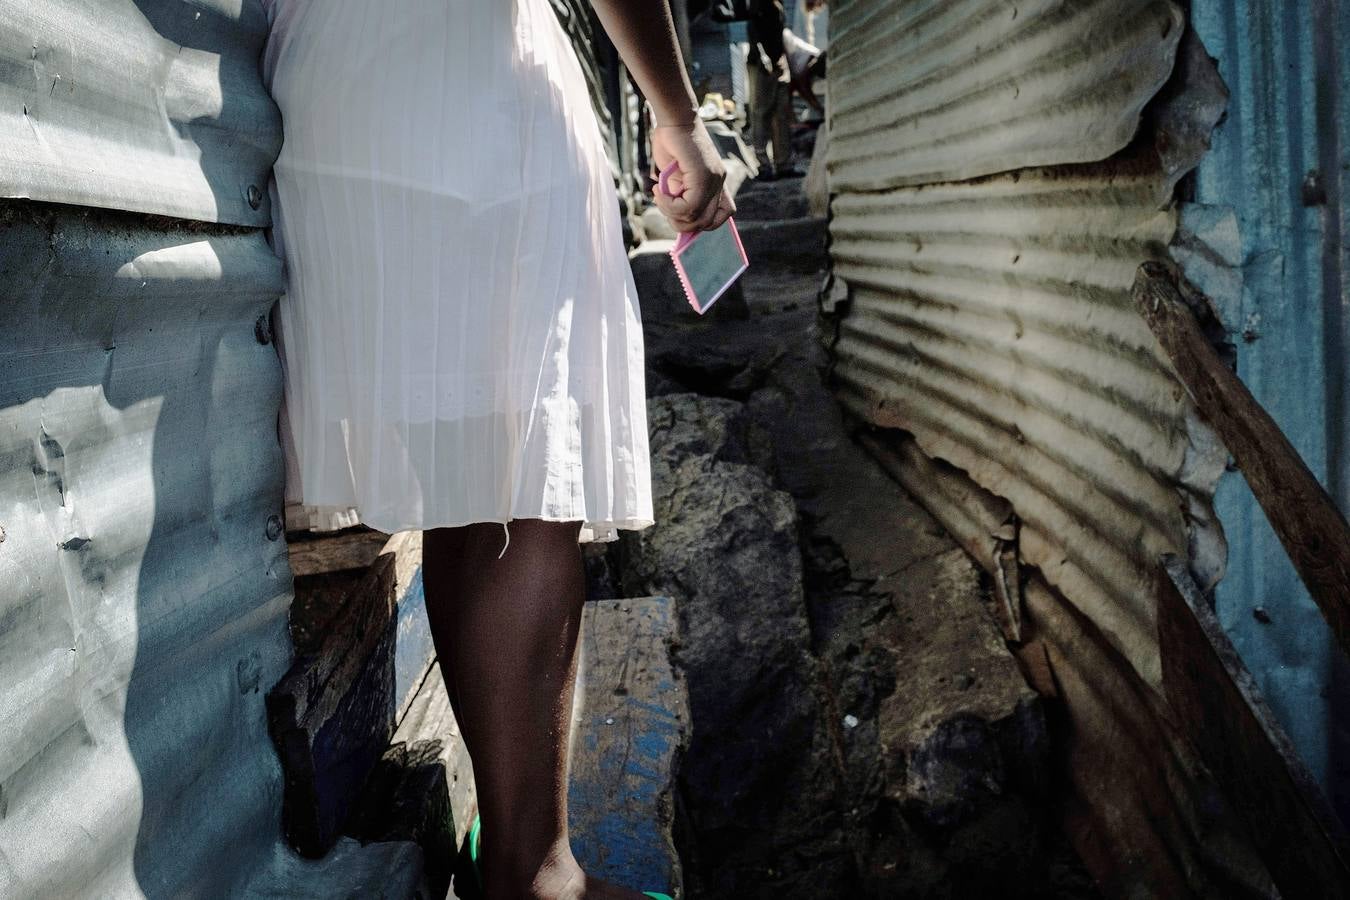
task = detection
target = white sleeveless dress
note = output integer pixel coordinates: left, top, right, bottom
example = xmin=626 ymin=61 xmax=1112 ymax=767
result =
xmin=261 ymin=0 xmax=653 ymax=546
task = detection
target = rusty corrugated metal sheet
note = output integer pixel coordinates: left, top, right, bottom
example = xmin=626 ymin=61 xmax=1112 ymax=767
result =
xmin=829 ymin=162 xmax=1210 ymax=684
xmin=0 ymin=0 xmax=281 ymax=226
xmin=827 ymin=0 xmax=1183 ymax=192
xmin=0 ymin=204 xmax=291 ymax=898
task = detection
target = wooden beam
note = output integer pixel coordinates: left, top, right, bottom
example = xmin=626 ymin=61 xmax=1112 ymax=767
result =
xmin=286 ymin=528 xmax=391 ymax=577
xmin=1156 ymin=556 xmax=1350 ymax=898
xmin=267 ymin=552 xmax=399 ymax=857
xmin=1132 ymin=261 xmax=1350 ymax=658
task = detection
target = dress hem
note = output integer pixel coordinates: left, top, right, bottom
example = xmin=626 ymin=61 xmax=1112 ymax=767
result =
xmin=284 ymin=500 xmax=654 ymax=544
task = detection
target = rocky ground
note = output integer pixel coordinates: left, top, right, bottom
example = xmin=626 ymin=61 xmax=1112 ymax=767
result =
xmin=586 ymin=175 xmax=1101 ymax=899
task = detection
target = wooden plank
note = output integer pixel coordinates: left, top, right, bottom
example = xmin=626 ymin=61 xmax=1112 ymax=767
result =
xmin=1132 ymin=261 xmax=1350 ymax=658
xmin=268 ymin=528 xmax=436 ymax=861
xmin=267 ymin=551 xmax=400 ymax=856
xmin=346 ymin=662 xmax=477 ymax=899
xmin=569 ymin=597 xmax=689 ymax=898
xmin=286 ymin=528 xmax=391 ymax=577
xmin=1156 ymin=555 xmax=1350 ymax=898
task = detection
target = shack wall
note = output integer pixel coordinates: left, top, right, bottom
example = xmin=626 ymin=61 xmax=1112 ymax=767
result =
xmin=0 ymin=2 xmax=291 ymax=896
xmin=1188 ymin=0 xmax=1350 ymax=814
xmin=823 ymin=0 xmax=1289 ymax=892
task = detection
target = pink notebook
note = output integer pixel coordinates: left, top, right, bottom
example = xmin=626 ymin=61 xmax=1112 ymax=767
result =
xmin=659 ymin=161 xmax=750 ymax=315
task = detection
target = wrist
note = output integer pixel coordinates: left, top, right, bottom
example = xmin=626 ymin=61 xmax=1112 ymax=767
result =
xmin=651 ymin=94 xmax=699 ymax=129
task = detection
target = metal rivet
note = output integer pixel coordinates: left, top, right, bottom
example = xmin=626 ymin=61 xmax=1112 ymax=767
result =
xmin=266 ymin=515 xmax=283 ymax=541
xmin=255 ymin=314 xmax=273 ymax=345
xmin=247 ymin=184 xmax=263 ymax=210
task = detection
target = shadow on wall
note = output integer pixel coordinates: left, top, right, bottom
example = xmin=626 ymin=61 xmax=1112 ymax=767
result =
xmin=0 ymin=4 xmax=290 ymax=898
xmin=130 ymin=0 xmax=281 ymax=223
xmin=0 ymin=198 xmax=289 ymax=898
xmin=120 ymin=3 xmax=291 ymax=896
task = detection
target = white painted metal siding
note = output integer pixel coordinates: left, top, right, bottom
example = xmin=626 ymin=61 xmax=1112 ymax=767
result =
xmin=0 ymin=0 xmax=282 ymax=226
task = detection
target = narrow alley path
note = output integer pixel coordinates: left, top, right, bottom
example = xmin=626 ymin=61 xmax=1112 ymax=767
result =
xmin=588 ymin=175 xmax=1101 ymax=898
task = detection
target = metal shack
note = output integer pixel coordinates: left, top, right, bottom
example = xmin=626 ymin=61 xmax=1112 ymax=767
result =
xmin=823 ymin=0 xmax=1350 ymax=895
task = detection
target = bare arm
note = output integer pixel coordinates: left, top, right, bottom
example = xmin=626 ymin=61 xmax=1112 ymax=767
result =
xmin=589 ymin=0 xmax=734 ymax=232
xmin=589 ymin=0 xmax=697 ymax=127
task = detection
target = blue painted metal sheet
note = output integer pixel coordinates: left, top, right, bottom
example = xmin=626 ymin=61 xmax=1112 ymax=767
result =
xmin=1189 ymin=0 xmax=1350 ymax=817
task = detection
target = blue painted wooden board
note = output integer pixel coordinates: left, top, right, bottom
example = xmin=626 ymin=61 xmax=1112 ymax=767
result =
xmin=568 ymin=596 xmax=688 ymax=898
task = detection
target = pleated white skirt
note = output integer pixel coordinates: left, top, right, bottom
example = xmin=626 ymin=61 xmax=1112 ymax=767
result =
xmin=261 ymin=0 xmax=653 ymax=544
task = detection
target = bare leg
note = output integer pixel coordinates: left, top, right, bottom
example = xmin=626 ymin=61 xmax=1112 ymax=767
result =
xmin=422 ymin=520 xmax=646 ymax=900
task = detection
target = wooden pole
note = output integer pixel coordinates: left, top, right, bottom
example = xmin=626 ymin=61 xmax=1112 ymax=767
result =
xmin=1132 ymin=261 xmax=1350 ymax=659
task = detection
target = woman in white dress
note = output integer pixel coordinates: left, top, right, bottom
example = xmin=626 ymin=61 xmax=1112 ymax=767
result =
xmin=261 ymin=1 xmax=733 ymax=897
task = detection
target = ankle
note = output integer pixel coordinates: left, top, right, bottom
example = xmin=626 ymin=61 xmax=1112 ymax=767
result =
xmin=482 ymin=838 xmax=583 ymax=900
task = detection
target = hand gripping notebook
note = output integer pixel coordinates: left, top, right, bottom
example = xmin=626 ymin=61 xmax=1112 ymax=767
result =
xmin=658 ymin=161 xmax=750 ymax=315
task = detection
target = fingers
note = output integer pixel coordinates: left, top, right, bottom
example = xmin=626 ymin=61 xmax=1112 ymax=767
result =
xmin=664 ymin=171 xmax=726 ymax=233
xmin=649 ymin=121 xmax=733 ymax=232
xmin=707 ymin=190 xmax=735 ymax=231
xmin=692 ymin=181 xmax=722 ymax=231
xmin=660 ymin=186 xmax=732 ymax=233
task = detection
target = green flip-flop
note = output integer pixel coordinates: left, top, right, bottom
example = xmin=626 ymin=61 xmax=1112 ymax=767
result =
xmin=467 ymin=813 xmax=674 ymax=900
xmin=468 ymin=812 xmax=485 ymax=891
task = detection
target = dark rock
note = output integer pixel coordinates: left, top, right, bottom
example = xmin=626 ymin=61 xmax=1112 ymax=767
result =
xmin=617 ymin=393 xmax=840 ymax=897
xmin=903 ymin=713 xmax=1010 ymax=833
xmin=735 ymin=217 xmax=829 ymax=274
xmin=648 ymin=340 xmax=782 ymax=402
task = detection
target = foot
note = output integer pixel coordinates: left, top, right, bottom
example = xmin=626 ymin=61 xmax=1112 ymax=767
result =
xmin=485 ymin=843 xmax=653 ymax=900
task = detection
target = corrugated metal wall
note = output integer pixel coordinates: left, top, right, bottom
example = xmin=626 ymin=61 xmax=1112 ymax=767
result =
xmin=0 ymin=207 xmax=291 ymax=898
xmin=0 ymin=0 xmax=280 ymax=225
xmin=0 ymin=2 xmax=294 ymax=896
xmin=823 ymin=0 xmax=1289 ymax=891
xmin=827 ymin=0 xmax=1183 ymax=191
xmin=831 ymin=165 xmax=1201 ymax=684
xmin=826 ymin=0 xmax=1209 ymax=685
xmin=1187 ymin=0 xmax=1350 ymax=815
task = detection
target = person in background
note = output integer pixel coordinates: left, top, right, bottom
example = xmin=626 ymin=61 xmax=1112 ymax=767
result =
xmin=747 ymin=0 xmax=801 ymax=179
xmin=783 ymin=26 xmax=824 ymax=118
